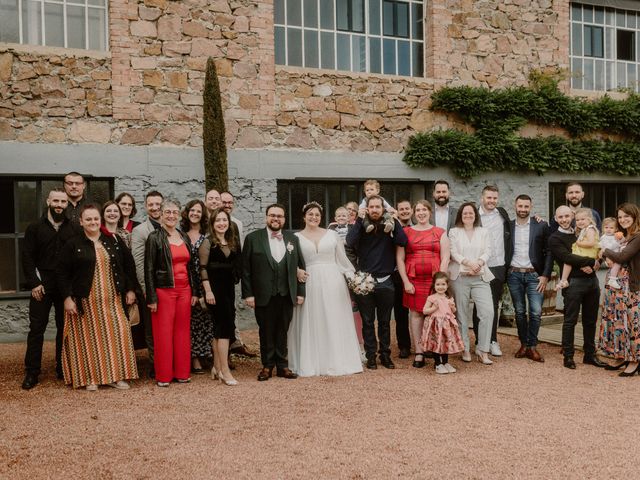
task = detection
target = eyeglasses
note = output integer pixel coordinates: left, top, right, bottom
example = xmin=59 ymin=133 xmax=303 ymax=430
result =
xmin=163 ymin=210 xmax=180 ymax=216
xmin=267 ymin=214 xmax=285 ymax=219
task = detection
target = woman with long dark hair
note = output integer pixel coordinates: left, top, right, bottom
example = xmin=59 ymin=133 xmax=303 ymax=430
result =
xmin=180 ymin=200 xmax=210 ymax=374
xmin=115 ymin=192 xmax=139 ymax=233
xmin=199 ymin=208 xmax=242 ymax=385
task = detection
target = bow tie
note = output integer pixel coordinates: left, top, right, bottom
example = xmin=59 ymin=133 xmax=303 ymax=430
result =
xmin=271 ymin=231 xmax=283 ymax=240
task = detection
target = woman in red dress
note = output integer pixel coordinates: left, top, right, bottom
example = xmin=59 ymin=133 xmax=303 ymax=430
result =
xmin=396 ymin=200 xmax=450 ymax=368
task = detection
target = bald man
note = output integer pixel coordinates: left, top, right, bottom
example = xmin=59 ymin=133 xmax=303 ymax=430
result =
xmin=547 ymin=206 xmax=606 ymax=370
xmin=205 ymin=189 xmax=222 ymax=214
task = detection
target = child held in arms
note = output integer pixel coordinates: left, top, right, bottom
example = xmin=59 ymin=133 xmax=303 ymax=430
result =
xmin=359 ymin=179 xmax=396 ymax=234
xmin=328 ymin=206 xmax=350 ymax=243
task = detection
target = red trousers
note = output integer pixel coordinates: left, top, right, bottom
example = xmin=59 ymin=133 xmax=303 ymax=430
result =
xmin=152 ymin=284 xmax=192 ymax=383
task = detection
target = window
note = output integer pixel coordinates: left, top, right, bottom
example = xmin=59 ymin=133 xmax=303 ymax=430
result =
xmin=274 ymin=0 xmax=424 ymax=77
xmin=548 ymin=182 xmax=640 ymax=222
xmin=0 ymin=176 xmax=113 ymax=297
xmin=277 ymin=179 xmax=430 ymax=230
xmin=570 ymin=2 xmax=640 ymax=91
xmin=0 ymin=0 xmax=109 ymax=51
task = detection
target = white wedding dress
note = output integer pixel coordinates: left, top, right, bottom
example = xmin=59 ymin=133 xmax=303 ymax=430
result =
xmin=288 ymin=230 xmax=363 ymax=377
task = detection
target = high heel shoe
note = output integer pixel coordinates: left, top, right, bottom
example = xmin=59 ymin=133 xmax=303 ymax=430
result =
xmin=211 ymin=366 xmax=219 ymax=380
xmin=605 ymin=361 xmax=629 ymax=371
xmin=619 ymin=362 xmax=640 ymax=377
xmin=476 ymin=349 xmax=493 ymax=365
xmin=218 ymin=372 xmax=239 ymax=386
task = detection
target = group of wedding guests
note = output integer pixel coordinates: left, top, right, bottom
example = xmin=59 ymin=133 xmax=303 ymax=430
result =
xmin=21 ymin=175 xmax=640 ymax=392
xmin=21 ymin=172 xmax=249 ymax=391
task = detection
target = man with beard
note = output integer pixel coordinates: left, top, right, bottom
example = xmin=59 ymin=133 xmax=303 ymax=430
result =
xmin=347 ymin=196 xmax=408 ymax=369
xmin=131 ymin=190 xmax=164 ymax=377
xmin=393 ymin=200 xmax=413 ymax=358
xmin=550 ymin=182 xmax=602 ymax=232
xmin=242 ymin=204 xmax=305 ymax=381
xmin=507 ymin=195 xmax=553 ymax=362
xmin=432 ymin=180 xmax=457 ymax=233
xmin=221 ymin=192 xmax=244 ymax=244
xmin=21 ymin=189 xmax=77 ymax=389
xmin=63 ymin=171 xmax=90 ymax=226
xmin=548 ymin=205 xmax=607 ymax=370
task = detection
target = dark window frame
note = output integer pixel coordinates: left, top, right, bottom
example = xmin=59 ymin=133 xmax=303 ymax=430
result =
xmin=584 ymin=24 xmax=604 ymax=58
xmin=383 ymin=0 xmax=411 ymax=38
xmin=0 ymin=175 xmax=114 ymax=299
xmin=277 ymin=179 xmax=431 ymax=231
xmin=617 ymin=28 xmax=635 ymax=61
xmin=337 ymin=0 xmax=366 ymax=34
xmin=548 ymin=181 xmax=640 ymax=222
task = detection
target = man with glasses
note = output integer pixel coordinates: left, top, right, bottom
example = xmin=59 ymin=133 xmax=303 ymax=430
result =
xmin=63 ymin=171 xmax=90 ymax=226
xmin=242 ymin=204 xmax=306 ymax=381
xmin=131 ymin=190 xmax=164 ymax=377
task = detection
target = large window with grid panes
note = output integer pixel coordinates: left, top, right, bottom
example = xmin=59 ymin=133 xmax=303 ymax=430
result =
xmin=277 ymin=179 xmax=430 ymax=230
xmin=570 ymin=1 xmax=640 ymax=91
xmin=0 ymin=176 xmax=113 ymax=297
xmin=274 ymin=0 xmax=424 ymax=77
xmin=0 ymin=0 xmax=108 ymax=51
xmin=549 ymin=181 xmax=640 ymax=221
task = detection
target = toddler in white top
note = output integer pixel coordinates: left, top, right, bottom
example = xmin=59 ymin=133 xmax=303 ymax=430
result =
xmin=359 ymin=179 xmax=395 ymax=234
xmin=600 ymin=217 xmax=625 ymax=290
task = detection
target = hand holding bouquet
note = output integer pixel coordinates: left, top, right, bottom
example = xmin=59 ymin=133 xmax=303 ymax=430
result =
xmin=345 ymin=271 xmax=375 ymax=295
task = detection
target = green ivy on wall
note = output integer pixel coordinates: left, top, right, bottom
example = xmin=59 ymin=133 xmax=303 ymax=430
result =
xmin=403 ymin=74 xmax=640 ymax=178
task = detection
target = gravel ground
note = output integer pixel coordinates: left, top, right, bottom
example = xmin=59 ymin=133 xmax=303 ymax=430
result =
xmin=1 ymin=331 xmax=637 ymax=479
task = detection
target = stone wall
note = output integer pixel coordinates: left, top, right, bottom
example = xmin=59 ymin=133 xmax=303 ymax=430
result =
xmin=428 ymin=0 xmax=569 ymax=88
xmin=0 ymin=0 xmax=572 ymax=150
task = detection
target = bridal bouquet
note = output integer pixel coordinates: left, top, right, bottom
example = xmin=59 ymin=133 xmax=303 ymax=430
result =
xmin=345 ymin=271 xmax=375 ymax=295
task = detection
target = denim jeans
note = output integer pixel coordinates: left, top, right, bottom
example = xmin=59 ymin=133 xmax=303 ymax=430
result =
xmin=507 ymin=271 xmax=543 ymax=348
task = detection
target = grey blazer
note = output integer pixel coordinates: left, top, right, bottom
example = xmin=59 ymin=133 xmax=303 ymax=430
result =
xmin=131 ymin=219 xmax=156 ymax=292
xmin=434 ymin=206 xmax=458 ymax=233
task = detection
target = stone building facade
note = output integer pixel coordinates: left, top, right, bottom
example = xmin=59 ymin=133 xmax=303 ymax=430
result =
xmin=1 ymin=0 xmax=639 ymax=335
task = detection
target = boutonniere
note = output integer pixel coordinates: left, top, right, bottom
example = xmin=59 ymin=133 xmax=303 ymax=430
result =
xmin=286 ymin=242 xmax=294 ymax=254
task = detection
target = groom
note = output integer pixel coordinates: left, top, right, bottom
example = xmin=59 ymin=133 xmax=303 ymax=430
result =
xmin=242 ymin=204 xmax=306 ymax=381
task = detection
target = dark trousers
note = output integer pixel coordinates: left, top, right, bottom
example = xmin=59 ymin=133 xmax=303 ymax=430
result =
xmin=356 ymin=277 xmax=395 ymax=359
xmin=473 ymin=265 xmax=506 ymax=344
xmin=255 ymin=294 xmax=293 ymax=370
xmin=562 ymin=276 xmax=599 ymax=358
xmin=139 ymin=291 xmax=154 ymax=364
xmin=392 ymin=271 xmax=411 ymax=351
xmin=24 ymin=292 xmax=64 ymax=376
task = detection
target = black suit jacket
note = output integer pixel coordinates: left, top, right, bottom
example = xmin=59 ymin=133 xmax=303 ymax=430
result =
xmin=510 ymin=218 xmax=553 ymax=277
xmin=241 ymin=228 xmax=306 ymax=307
xmin=480 ymin=206 xmax=513 ymax=268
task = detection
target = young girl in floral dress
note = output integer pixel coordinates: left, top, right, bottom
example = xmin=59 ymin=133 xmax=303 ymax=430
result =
xmin=421 ymin=272 xmax=464 ymax=374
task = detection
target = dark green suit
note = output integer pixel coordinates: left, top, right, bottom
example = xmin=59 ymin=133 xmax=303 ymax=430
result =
xmin=242 ymin=228 xmax=305 ymax=369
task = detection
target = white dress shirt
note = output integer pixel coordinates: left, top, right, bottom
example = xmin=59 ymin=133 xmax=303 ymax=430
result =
xmin=434 ymin=204 xmax=449 ymax=231
xmin=511 ymin=218 xmax=533 ymax=269
xmin=268 ymin=230 xmax=286 ymax=262
xmin=479 ymin=206 xmax=505 ymax=267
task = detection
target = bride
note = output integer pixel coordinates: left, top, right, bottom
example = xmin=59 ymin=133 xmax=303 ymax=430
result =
xmin=288 ymin=202 xmax=363 ymax=377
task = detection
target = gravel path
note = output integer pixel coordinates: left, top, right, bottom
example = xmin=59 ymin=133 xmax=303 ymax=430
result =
xmin=1 ymin=332 xmax=636 ymax=479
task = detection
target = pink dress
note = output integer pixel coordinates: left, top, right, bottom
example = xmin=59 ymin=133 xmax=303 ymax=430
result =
xmin=421 ymin=294 xmax=464 ymax=354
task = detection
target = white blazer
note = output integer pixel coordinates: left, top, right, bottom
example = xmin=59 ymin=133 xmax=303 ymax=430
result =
xmin=448 ymin=226 xmax=495 ymax=283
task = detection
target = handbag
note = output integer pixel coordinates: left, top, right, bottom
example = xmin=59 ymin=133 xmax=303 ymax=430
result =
xmin=128 ymin=303 xmax=140 ymax=326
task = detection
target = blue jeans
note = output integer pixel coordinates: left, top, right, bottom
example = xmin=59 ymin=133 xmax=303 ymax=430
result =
xmin=507 ymin=271 xmax=543 ymax=348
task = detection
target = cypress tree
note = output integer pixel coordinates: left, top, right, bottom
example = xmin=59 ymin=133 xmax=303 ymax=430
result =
xmin=203 ymin=57 xmax=228 ymax=192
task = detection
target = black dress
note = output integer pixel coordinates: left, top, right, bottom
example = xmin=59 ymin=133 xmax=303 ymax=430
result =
xmin=199 ymin=238 xmax=241 ymax=339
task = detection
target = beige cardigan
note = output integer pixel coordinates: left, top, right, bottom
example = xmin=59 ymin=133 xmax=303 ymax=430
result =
xmin=448 ymin=226 xmax=495 ymax=282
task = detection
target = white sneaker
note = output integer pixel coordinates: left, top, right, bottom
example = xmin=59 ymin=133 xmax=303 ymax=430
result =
xmin=435 ymin=364 xmax=448 ymax=374
xmin=107 ymin=381 xmax=130 ymax=390
xmin=360 ymin=350 xmax=367 ymax=363
xmin=365 ymin=224 xmax=375 ymax=233
xmin=490 ymin=341 xmax=503 ymax=357
xmin=85 ymin=384 xmax=98 ymax=391
xmin=383 ymin=221 xmax=394 ymax=233
xmin=462 ymin=350 xmax=472 ymax=362
xmin=608 ymin=278 xmax=621 ymax=289
xmin=444 ymin=363 xmax=456 ymax=373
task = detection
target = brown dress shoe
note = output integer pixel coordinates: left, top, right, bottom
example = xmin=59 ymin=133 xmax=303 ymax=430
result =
xmin=257 ymin=367 xmax=273 ymax=381
xmin=276 ymin=368 xmax=298 ymax=379
xmin=526 ymin=348 xmax=545 ymax=363
xmin=515 ymin=345 xmax=527 ymax=358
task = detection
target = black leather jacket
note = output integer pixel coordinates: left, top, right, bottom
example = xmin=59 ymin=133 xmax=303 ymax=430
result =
xmin=57 ymin=233 xmax=138 ymax=302
xmin=144 ymin=228 xmax=199 ymax=304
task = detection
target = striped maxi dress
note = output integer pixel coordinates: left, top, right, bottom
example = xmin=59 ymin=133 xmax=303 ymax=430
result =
xmin=62 ymin=242 xmax=138 ymax=388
